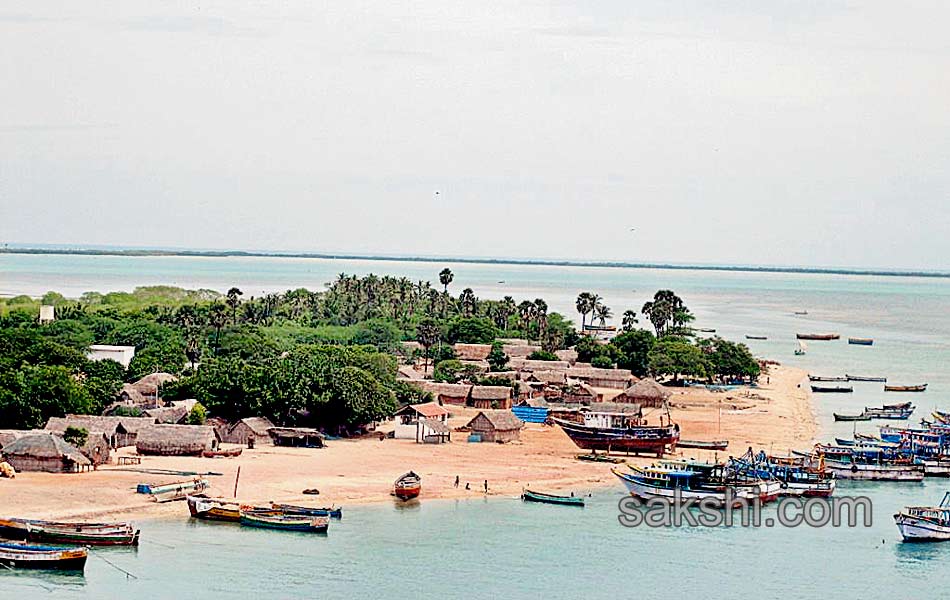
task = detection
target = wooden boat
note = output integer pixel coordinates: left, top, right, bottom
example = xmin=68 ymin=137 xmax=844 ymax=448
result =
xmin=0 ymin=518 xmax=140 ymax=546
xmin=848 ymin=337 xmax=874 ymax=345
xmin=895 ymin=492 xmax=950 ymax=542
xmin=834 ymin=412 xmax=871 ymax=422
xmin=796 ymin=333 xmax=839 ymax=340
xmin=918 ymin=458 xmax=950 ymax=477
xmin=612 ymin=462 xmax=777 ymax=506
xmin=808 ymin=445 xmax=924 ymax=481
xmin=575 ymin=453 xmax=624 ymax=464
xmin=884 ymin=384 xmax=928 ymax=392
xmin=794 ymin=310 xmax=808 ymax=315
xmin=239 ymin=511 xmax=329 ymax=533
xmin=745 ymin=335 xmax=767 ymax=340
xmin=270 ymin=503 xmax=343 ymax=519
xmin=809 ymin=375 xmax=848 ymax=382
xmin=677 ymin=439 xmax=729 ymax=451
xmin=732 ymin=451 xmax=836 ymax=498
xmin=553 ymin=418 xmax=680 ymax=457
xmin=149 ymin=478 xmax=209 ymax=503
xmin=393 ymin=472 xmax=421 ymax=501
xmin=186 ymin=494 xmax=261 ymax=522
xmin=521 ymin=489 xmax=585 ymax=507
xmin=201 ymin=448 xmax=243 ymax=458
xmin=834 ymin=407 xmax=913 ymax=422
xmin=847 ymin=374 xmax=887 ymax=382
xmin=0 ymin=542 xmax=88 ymax=571
xmin=697 ymin=328 xmax=716 ymax=333
xmin=810 ymin=385 xmax=853 ymax=393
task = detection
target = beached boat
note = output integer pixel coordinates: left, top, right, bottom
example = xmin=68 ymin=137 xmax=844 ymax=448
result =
xmin=393 ymin=471 xmax=421 ymax=501
xmin=201 ymin=448 xmax=243 ymax=458
xmin=270 ymin=503 xmax=343 ymax=519
xmin=575 ymin=453 xmax=624 ymax=464
xmin=149 ymin=478 xmax=209 ymax=503
xmin=745 ymin=335 xmax=768 ymax=340
xmin=554 ymin=418 xmax=680 ymax=456
xmin=833 ymin=413 xmax=871 ymax=422
xmin=810 ymin=385 xmax=853 ymax=393
xmin=677 ymin=439 xmax=729 ymax=451
xmin=797 ymin=333 xmax=840 ymax=341
xmin=521 ymin=489 xmax=585 ymax=507
xmin=239 ymin=511 xmax=329 ymax=533
xmin=0 ymin=518 xmax=140 ymax=546
xmin=884 ymin=384 xmax=928 ymax=392
xmin=187 ymin=494 xmax=260 ymax=522
xmin=846 ymin=375 xmax=887 ymax=382
xmin=895 ymin=492 xmax=950 ymax=542
xmin=0 ymin=542 xmax=88 ymax=571
xmin=848 ymin=337 xmax=874 ymax=345
xmin=809 ymin=375 xmax=848 ymax=382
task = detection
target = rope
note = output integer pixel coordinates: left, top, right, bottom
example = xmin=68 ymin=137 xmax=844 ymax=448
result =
xmin=91 ymin=551 xmax=138 ymax=579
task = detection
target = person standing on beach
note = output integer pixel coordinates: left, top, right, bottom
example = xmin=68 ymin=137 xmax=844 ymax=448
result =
xmin=454 ymin=475 xmax=459 ymax=488
xmin=484 ymin=480 xmax=488 ymax=494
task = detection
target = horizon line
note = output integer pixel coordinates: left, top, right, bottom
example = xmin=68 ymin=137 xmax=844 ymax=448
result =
xmin=2 ymin=245 xmax=950 ymax=280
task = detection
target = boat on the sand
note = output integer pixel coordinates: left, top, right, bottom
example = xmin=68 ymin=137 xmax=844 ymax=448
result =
xmin=393 ymin=471 xmax=421 ymax=501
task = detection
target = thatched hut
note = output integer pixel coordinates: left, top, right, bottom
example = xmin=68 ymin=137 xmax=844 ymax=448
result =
xmin=224 ymin=417 xmax=275 ymax=446
xmin=616 ymin=378 xmax=671 ymax=408
xmin=566 ymin=367 xmax=637 ymax=389
xmin=131 ymin=372 xmax=179 ymax=405
xmin=510 ymin=359 xmax=572 ymax=372
xmin=562 ymin=382 xmax=600 ymax=404
xmin=116 ymin=383 xmax=150 ymax=408
xmin=269 ymin=427 xmax=325 ymax=448
xmin=1 ymin=433 xmax=91 ymax=473
xmin=502 ymin=344 xmax=541 ymax=358
xmin=469 ymin=385 xmax=513 ymax=410
xmin=143 ymin=406 xmax=189 ymax=424
xmin=454 ymin=343 xmax=492 ymax=361
xmin=555 ymin=349 xmax=579 ymax=364
xmin=135 ymin=424 xmax=218 ymax=456
xmin=46 ymin=415 xmax=155 ymax=449
xmin=412 ymin=382 xmax=472 ymax=406
xmin=465 ymin=411 xmax=524 ymax=443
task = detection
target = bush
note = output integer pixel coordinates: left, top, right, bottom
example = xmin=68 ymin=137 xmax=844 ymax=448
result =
xmin=527 ymin=350 xmax=558 ymax=361
xmin=591 ymin=355 xmax=613 ymax=369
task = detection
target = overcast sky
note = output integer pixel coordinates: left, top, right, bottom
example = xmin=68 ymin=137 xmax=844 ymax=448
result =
xmin=1 ymin=1 xmax=948 ymax=269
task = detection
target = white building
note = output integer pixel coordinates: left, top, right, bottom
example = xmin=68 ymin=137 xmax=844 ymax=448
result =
xmin=39 ymin=305 xmax=55 ymax=323
xmin=393 ymin=402 xmax=451 ymax=443
xmin=87 ymin=345 xmax=136 ymax=369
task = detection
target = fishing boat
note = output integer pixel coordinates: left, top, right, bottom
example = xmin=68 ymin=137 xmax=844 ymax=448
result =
xmin=239 ymin=511 xmax=329 ymax=533
xmin=553 ymin=418 xmax=680 ymax=456
xmin=393 ymin=471 xmax=421 ymax=501
xmin=932 ymin=410 xmax=950 ymax=425
xmin=745 ymin=335 xmax=768 ymax=340
xmin=796 ymin=333 xmax=840 ymax=341
xmin=0 ymin=518 xmax=140 ymax=546
xmin=732 ymin=451 xmax=836 ymax=498
xmin=677 ymin=439 xmax=729 ymax=451
xmin=809 ymin=375 xmax=848 ymax=382
xmin=848 ymin=337 xmax=874 ymax=346
xmin=918 ymin=458 xmax=950 ymax=477
xmin=810 ymin=385 xmax=853 ymax=393
xmin=794 ymin=310 xmax=808 ymax=315
xmin=697 ymin=328 xmax=716 ymax=333
xmin=270 ymin=503 xmax=343 ymax=519
xmin=149 ymin=478 xmax=209 ymax=503
xmin=613 ymin=461 xmax=777 ymax=506
xmin=187 ymin=494 xmax=259 ymax=522
xmin=806 ymin=445 xmax=924 ymax=481
xmin=201 ymin=448 xmax=243 ymax=458
xmin=884 ymin=384 xmax=928 ymax=392
xmin=521 ymin=489 xmax=585 ymax=507
xmin=895 ymin=492 xmax=950 ymax=542
xmin=846 ymin=375 xmax=887 ymax=382
xmin=576 ymin=453 xmax=624 ymax=464
xmin=0 ymin=542 xmax=88 ymax=571
xmin=833 ymin=412 xmax=871 ymax=422
xmin=864 ymin=406 xmax=914 ymax=420
xmin=794 ymin=340 xmax=807 ymax=356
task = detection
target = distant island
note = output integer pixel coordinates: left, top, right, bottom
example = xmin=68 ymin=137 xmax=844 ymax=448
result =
xmin=2 ymin=246 xmax=949 ymax=279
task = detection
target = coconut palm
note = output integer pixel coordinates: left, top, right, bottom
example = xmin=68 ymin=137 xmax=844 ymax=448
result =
xmin=621 ymin=310 xmax=638 ymax=332
xmin=439 ymin=268 xmax=454 ymax=293
xmin=595 ymin=304 xmax=613 ymax=327
xmin=575 ymin=292 xmax=594 ymax=331
xmin=226 ymin=287 xmax=243 ymax=323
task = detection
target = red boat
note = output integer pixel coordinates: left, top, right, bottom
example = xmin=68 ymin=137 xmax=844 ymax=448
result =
xmin=552 ymin=418 xmax=680 ymax=457
xmin=393 ymin=472 xmax=421 ymax=500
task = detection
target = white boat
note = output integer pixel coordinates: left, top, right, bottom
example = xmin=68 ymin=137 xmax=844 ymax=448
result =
xmin=612 ymin=463 xmax=772 ymax=506
xmin=823 ymin=459 xmax=924 ymax=481
xmin=794 ymin=340 xmax=807 ymax=356
xmin=919 ymin=459 xmax=950 ymax=477
xmin=895 ymin=492 xmax=950 ymax=542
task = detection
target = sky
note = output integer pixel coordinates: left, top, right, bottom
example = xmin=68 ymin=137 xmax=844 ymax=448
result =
xmin=1 ymin=1 xmax=949 ymax=269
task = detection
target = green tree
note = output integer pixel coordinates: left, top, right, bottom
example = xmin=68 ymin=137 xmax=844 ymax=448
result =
xmin=609 ymin=329 xmax=656 ymax=377
xmin=591 ymin=355 xmax=613 ymax=368
xmin=527 ymin=350 xmax=558 ymax=361
xmin=621 ymin=310 xmax=638 ymax=332
xmin=438 ymin=268 xmax=454 ymax=293
xmin=415 ymin=318 xmax=441 ymax=372
xmin=186 ymin=402 xmax=208 ymax=425
xmin=446 ymin=317 xmax=497 ymax=344
xmin=648 ymin=338 xmax=709 ymax=381
xmin=575 ymin=292 xmax=594 ymax=331
xmin=486 ymin=342 xmax=509 ymax=372
xmin=226 ymin=287 xmax=244 ymax=323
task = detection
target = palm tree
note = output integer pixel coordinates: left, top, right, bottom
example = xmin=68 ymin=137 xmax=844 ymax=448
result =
xmin=416 ymin=318 xmax=441 ymax=373
xmin=439 ymin=268 xmax=454 ymax=293
xmin=226 ymin=287 xmax=243 ymax=323
xmin=621 ymin=310 xmax=638 ymax=332
xmin=595 ymin=304 xmax=613 ymax=327
xmin=501 ymin=296 xmax=517 ymax=330
xmin=575 ymin=292 xmax=594 ymax=331
xmin=458 ymin=288 xmax=478 ymax=317
xmin=518 ymin=300 xmax=535 ymax=331
xmin=208 ymin=302 xmax=228 ymax=354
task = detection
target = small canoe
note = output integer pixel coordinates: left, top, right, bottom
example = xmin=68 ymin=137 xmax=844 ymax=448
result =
xmin=270 ymin=503 xmax=343 ymax=519
xmin=393 ymin=471 xmax=421 ymax=501
xmin=745 ymin=335 xmax=768 ymax=340
xmin=575 ymin=454 xmax=624 ymax=464
xmin=848 ymin=338 xmax=874 ymax=346
xmin=0 ymin=542 xmax=88 ymax=571
xmin=794 ymin=311 xmax=809 ymax=315
xmin=885 ymin=384 xmax=928 ymax=392
xmin=811 ymin=385 xmax=853 ymax=393
xmin=883 ymin=402 xmax=912 ymax=411
xmin=239 ymin=511 xmax=329 ymax=532
xmin=201 ymin=448 xmax=243 ymax=458
xmin=521 ymin=489 xmax=585 ymax=507
xmin=834 ymin=413 xmax=871 ymax=422
xmin=847 ymin=375 xmax=887 ymax=382
xmin=186 ymin=494 xmax=271 ymax=522
xmin=797 ymin=333 xmax=839 ymax=340
xmin=697 ymin=328 xmax=716 ymax=333
xmin=677 ymin=439 xmax=729 ymax=450
xmin=809 ymin=375 xmax=848 ymax=382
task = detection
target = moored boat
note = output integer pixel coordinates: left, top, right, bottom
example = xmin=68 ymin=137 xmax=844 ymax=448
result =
xmin=732 ymin=451 xmax=836 ymax=498
xmin=270 ymin=503 xmax=343 ymax=519
xmin=0 ymin=518 xmax=140 ymax=546
xmin=848 ymin=337 xmax=874 ymax=345
xmin=187 ymin=494 xmax=261 ymax=522
xmin=797 ymin=333 xmax=839 ymax=340
xmin=0 ymin=542 xmax=88 ymax=571
xmin=895 ymin=492 xmax=950 ymax=542
xmin=239 ymin=511 xmax=329 ymax=533
xmin=809 ymin=375 xmax=848 ymax=382
xmin=807 ymin=445 xmax=924 ymax=481
xmin=846 ymin=374 xmax=887 ymax=382
xmin=811 ymin=385 xmax=853 ymax=393
xmin=745 ymin=335 xmax=767 ymax=340
xmin=612 ymin=461 xmax=776 ymax=506
xmin=393 ymin=471 xmax=422 ymax=501
xmin=884 ymin=383 xmax=928 ymax=392
xmin=521 ymin=489 xmax=585 ymax=507
xmin=833 ymin=412 xmax=871 ymax=422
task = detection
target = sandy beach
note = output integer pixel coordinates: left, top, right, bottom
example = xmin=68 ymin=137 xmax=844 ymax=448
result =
xmin=0 ymin=364 xmax=813 ymax=522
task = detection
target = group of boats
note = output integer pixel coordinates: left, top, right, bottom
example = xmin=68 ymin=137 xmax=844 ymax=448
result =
xmin=187 ymin=494 xmax=340 ymax=532
xmin=0 ymin=518 xmax=140 ymax=571
xmin=833 ymin=402 xmax=915 ymax=422
xmin=808 ymin=373 xmax=927 ymax=395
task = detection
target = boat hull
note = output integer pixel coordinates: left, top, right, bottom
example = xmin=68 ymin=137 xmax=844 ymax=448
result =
xmin=271 ymin=504 xmax=343 ymax=519
xmin=521 ymin=490 xmax=585 ymax=506
xmin=239 ymin=514 xmax=329 ymax=533
xmin=0 ymin=544 xmax=87 ymax=571
xmin=612 ymin=469 xmax=768 ymax=506
xmin=895 ymin=515 xmax=950 ymax=542
xmin=554 ymin=419 xmax=679 ymax=455
xmin=825 ymin=461 xmax=924 ymax=481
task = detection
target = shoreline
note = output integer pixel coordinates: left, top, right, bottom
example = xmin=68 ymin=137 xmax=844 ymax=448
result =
xmin=3 ymin=247 xmax=947 ymax=280
xmin=0 ymin=365 xmax=814 ymax=523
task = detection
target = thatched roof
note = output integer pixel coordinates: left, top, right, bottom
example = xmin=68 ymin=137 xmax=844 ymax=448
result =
xmin=0 ymin=429 xmax=47 ymax=448
xmin=136 ymin=424 xmax=217 ymax=455
xmin=512 ymin=359 xmax=571 ymax=372
xmin=2 ymin=433 xmax=91 ymax=464
xmin=117 ymin=383 xmax=148 ymax=406
xmin=526 ymin=370 xmax=567 ymax=385
xmin=397 ymin=365 xmax=425 ymax=380
xmin=567 ymin=367 xmax=636 ymax=382
xmin=232 ymin=417 xmax=275 ymax=436
xmin=620 ymin=378 xmax=671 ymax=401
xmin=502 ymin=344 xmax=541 ymax=358
xmin=46 ymin=415 xmax=156 ymax=436
xmin=483 ymin=371 xmax=518 ymax=382
xmin=414 ymin=382 xmax=473 ymax=397
xmin=564 ymin=382 xmax=598 ymax=398
xmin=132 ymin=372 xmax=179 ymax=395
xmin=454 ymin=343 xmax=492 ymax=360
xmin=143 ymin=406 xmax=189 ymax=424
xmin=470 ymin=385 xmax=512 ymax=400
xmin=555 ymin=349 xmax=578 ymax=364
xmin=466 ymin=411 xmax=524 ymax=431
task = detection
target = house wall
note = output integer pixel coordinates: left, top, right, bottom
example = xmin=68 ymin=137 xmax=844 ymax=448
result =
xmin=439 ymin=394 xmax=469 ymax=406
xmin=471 ymin=426 xmax=519 ymax=443
xmin=5 ymin=456 xmax=77 ymax=473
xmin=472 ymin=398 xmax=512 ymax=410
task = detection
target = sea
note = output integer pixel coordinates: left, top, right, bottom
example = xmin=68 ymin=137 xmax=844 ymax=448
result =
xmin=2 ymin=252 xmax=950 ymax=599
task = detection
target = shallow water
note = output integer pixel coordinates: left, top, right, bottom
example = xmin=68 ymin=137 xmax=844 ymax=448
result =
xmin=2 ymin=253 xmax=950 ymax=598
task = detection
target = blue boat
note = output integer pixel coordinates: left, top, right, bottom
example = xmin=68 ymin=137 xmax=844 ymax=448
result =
xmin=270 ymin=503 xmax=342 ymax=519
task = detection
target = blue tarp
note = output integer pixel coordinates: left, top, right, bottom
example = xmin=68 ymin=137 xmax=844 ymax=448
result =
xmin=512 ymin=406 xmax=548 ymax=423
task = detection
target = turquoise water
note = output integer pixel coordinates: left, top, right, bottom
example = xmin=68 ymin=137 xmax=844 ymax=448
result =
xmin=2 ymin=253 xmax=950 ymax=597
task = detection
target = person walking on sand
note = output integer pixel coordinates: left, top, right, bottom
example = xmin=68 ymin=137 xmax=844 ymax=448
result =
xmin=484 ymin=480 xmax=488 ymax=494
xmin=454 ymin=475 xmax=460 ymax=488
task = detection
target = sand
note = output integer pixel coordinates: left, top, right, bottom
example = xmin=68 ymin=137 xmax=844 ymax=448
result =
xmin=0 ymin=365 xmax=814 ymax=521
